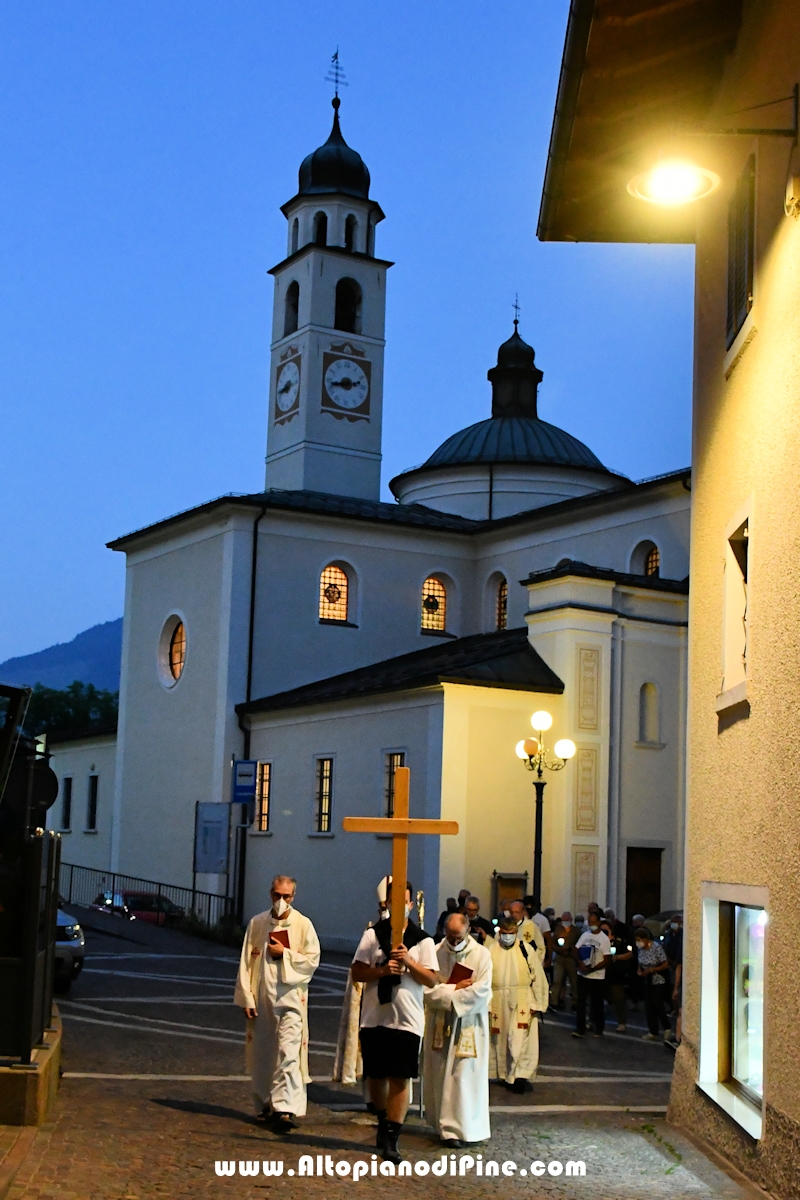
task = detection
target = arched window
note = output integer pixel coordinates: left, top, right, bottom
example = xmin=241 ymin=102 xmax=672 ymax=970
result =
xmin=283 ymin=281 xmax=299 ymax=337
xmin=421 ymin=577 xmax=447 ymax=632
xmin=291 ymin=218 xmax=299 ymax=254
xmin=496 ymin=578 xmax=508 ymax=630
xmin=639 ymin=683 xmax=660 ymax=744
xmin=630 ymin=539 xmax=660 ymax=577
xmin=344 ymin=214 xmax=357 ymax=252
xmin=314 ymin=211 xmax=328 ymax=246
xmin=319 ymin=565 xmax=349 ymax=622
xmin=334 ymin=277 xmax=362 ymax=333
xmin=169 ymin=621 xmax=186 ymax=681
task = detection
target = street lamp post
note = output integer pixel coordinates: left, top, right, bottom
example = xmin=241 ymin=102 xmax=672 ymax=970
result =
xmin=515 ymin=710 xmax=576 ymax=912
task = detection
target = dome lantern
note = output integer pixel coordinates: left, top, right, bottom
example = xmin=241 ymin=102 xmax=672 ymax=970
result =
xmin=297 ymin=98 xmax=371 ymax=200
xmin=488 ymin=321 xmax=544 ymax=419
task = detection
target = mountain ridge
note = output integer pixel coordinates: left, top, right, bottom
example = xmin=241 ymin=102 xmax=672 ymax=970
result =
xmin=0 ymin=619 xmax=123 ymax=692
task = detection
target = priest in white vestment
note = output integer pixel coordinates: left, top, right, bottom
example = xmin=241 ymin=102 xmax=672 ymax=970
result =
xmin=488 ymin=912 xmax=549 ymax=1093
xmin=508 ymin=899 xmax=547 ymax=963
xmin=423 ymin=912 xmax=492 ymax=1147
xmin=234 ymin=874 xmax=320 ymax=1132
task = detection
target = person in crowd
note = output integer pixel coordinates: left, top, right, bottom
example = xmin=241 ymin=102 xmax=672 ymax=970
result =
xmin=423 ymin=912 xmax=492 ymax=1147
xmin=661 ymin=914 xmax=683 ymax=972
xmin=435 ymin=897 xmax=458 ymax=941
xmin=234 ymin=875 xmax=320 ymax=1133
xmin=601 ymin=915 xmax=633 ymax=1032
xmin=572 ymin=910 xmax=612 ymax=1038
xmin=573 ymin=913 xmax=586 ymax=935
xmin=488 ymin=912 xmax=548 ymax=1091
xmin=457 ymin=889 xmax=471 ymax=912
xmin=543 ymin=907 xmax=556 ymax=930
xmin=350 ymin=879 xmax=439 ymax=1163
xmin=634 ymin=926 xmax=672 ymax=1041
xmin=628 ymin=914 xmax=646 ymax=1009
xmin=508 ymin=899 xmax=546 ymax=963
xmin=464 ymin=896 xmax=494 ymax=944
xmin=549 ymin=911 xmax=580 ymax=1011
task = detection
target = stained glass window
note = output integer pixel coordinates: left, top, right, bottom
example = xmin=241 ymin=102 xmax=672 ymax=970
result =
xmin=645 ymin=546 xmax=660 ymax=577
xmin=496 ymin=579 xmax=508 ymax=630
xmin=319 ymin=565 xmax=348 ymax=622
xmin=169 ymin=622 xmax=186 ymax=680
xmin=315 ymin=758 xmax=333 ymax=833
xmin=421 ymin=577 xmax=446 ymax=632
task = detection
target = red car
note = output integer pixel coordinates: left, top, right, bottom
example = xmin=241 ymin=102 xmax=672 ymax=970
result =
xmin=91 ymin=890 xmax=184 ymax=926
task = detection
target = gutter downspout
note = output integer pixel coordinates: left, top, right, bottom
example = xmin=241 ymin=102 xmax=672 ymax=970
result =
xmin=234 ymin=502 xmax=267 ymax=924
xmin=537 ymin=0 xmax=596 ymax=242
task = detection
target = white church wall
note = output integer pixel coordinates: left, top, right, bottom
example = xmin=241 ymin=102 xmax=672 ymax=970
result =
xmin=394 ymin=463 xmax=619 ymax=520
xmin=438 ymin=683 xmax=570 ymax=918
xmin=48 ymin=733 xmax=117 ymax=872
xmin=244 ymin=690 xmax=445 ymax=952
xmin=111 ymin=512 xmax=253 ymax=887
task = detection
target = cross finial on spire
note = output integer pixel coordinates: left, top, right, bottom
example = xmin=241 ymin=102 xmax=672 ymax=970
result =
xmin=512 ymin=293 xmax=521 ymax=330
xmin=325 ymin=48 xmax=349 ymax=107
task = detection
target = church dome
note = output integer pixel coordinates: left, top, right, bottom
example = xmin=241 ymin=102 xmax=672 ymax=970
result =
xmin=422 ymin=415 xmax=607 ymax=472
xmin=298 ymin=99 xmax=370 ymax=200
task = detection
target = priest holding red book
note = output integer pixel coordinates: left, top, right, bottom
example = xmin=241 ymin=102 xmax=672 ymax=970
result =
xmin=423 ymin=911 xmax=492 ymax=1147
xmin=234 ymin=874 xmax=320 ymax=1133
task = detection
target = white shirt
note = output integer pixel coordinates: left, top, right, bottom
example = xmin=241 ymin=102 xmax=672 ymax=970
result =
xmin=353 ymin=927 xmax=439 ymax=1036
xmin=575 ymin=929 xmax=612 ymax=980
xmin=532 ymin=912 xmax=551 ymax=935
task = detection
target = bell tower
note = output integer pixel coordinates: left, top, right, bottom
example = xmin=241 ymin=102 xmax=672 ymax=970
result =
xmin=265 ymin=98 xmax=390 ymax=500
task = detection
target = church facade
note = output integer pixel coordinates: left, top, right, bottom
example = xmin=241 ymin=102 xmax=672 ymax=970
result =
xmin=49 ymin=100 xmax=690 ymax=950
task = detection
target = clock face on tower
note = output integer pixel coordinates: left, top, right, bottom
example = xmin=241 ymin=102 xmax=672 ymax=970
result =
xmin=321 ymin=343 xmax=372 ymax=422
xmin=274 ymin=353 xmax=301 ymax=424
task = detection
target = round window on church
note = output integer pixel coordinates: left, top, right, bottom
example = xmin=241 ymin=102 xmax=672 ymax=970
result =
xmin=158 ymin=614 xmax=187 ymax=688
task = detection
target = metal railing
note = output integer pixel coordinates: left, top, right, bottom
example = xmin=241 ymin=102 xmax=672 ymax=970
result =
xmin=59 ymin=861 xmax=234 ymax=932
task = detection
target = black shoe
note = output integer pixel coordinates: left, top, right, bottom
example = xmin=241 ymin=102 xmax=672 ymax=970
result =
xmin=255 ymin=1105 xmax=271 ymax=1124
xmin=511 ymin=1078 xmax=527 ymax=1094
xmin=270 ymin=1113 xmax=298 ymax=1133
xmin=441 ymin=1138 xmax=463 ymax=1149
xmin=383 ymin=1120 xmax=403 ymax=1164
xmin=375 ymin=1108 xmax=388 ymax=1152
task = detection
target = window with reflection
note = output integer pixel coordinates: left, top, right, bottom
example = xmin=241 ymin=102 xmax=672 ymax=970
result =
xmin=384 ymin=751 xmax=405 ymax=818
xmin=319 ymin=565 xmax=349 ymax=622
xmin=496 ymin=578 xmax=508 ymax=630
xmin=314 ymin=757 xmax=333 ymax=833
xmin=169 ymin=622 xmax=186 ymax=680
xmin=719 ymin=901 xmax=765 ymax=1104
xmin=421 ymin=577 xmax=447 ymax=632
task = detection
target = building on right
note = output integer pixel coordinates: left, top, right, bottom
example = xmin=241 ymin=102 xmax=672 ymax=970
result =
xmin=539 ymin=1 xmax=800 ymax=1191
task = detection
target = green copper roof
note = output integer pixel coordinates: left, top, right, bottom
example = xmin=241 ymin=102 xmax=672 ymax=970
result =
xmin=422 ymin=416 xmax=609 ymax=472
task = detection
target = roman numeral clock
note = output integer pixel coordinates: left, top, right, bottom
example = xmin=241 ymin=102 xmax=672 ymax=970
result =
xmin=321 ymin=342 xmax=371 ymax=422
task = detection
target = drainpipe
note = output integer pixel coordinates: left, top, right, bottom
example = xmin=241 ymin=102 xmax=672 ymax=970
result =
xmin=233 ymin=502 xmax=267 ymax=923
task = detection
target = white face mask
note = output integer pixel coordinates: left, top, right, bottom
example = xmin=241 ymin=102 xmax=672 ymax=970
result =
xmin=635 ymin=941 xmax=645 ymax=950
xmin=588 ymin=925 xmax=600 ymax=934
xmin=380 ymin=907 xmax=390 ymax=921
xmin=273 ymin=897 xmax=291 ymax=918
xmin=561 ymin=922 xmax=571 ymax=929
xmin=405 ymin=902 xmax=413 ymax=918
xmin=499 ymin=932 xmax=517 ymax=948
xmin=670 ymin=922 xmax=680 ymax=931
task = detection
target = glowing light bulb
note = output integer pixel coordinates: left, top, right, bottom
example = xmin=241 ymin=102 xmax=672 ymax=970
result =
xmin=554 ymin=738 xmax=577 ymax=761
xmin=627 ymin=159 xmax=720 ymax=206
xmin=531 ymin=710 xmax=552 ymax=732
xmin=515 ymin=740 xmax=529 ymax=760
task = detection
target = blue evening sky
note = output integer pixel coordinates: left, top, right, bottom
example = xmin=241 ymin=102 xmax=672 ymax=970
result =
xmin=0 ymin=2 xmax=694 ymax=662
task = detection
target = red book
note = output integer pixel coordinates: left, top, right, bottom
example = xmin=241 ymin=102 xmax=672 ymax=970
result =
xmin=447 ymin=962 xmax=473 ymax=985
xmin=269 ymin=929 xmax=290 ymax=949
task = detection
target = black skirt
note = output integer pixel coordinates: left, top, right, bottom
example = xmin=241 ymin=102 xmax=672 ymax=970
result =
xmin=359 ymin=1026 xmax=421 ymax=1080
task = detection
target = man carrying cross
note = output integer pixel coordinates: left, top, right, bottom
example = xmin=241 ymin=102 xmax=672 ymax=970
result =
xmin=350 ymin=877 xmax=438 ymax=1164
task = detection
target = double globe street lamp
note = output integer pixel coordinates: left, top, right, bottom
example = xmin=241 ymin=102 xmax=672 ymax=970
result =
xmin=515 ymin=710 xmax=576 ymax=913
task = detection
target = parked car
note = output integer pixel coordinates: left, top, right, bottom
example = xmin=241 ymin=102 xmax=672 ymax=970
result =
xmin=54 ymin=909 xmax=85 ymax=994
xmin=90 ymin=891 xmax=136 ymax=920
xmin=122 ymin=892 xmax=184 ymax=926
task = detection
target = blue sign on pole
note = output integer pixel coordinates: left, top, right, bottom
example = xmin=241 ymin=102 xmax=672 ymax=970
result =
xmin=232 ymin=760 xmax=258 ymax=805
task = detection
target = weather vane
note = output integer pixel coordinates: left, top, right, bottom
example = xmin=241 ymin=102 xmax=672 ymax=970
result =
xmin=325 ymin=49 xmax=349 ymax=99
xmin=513 ymin=293 xmax=521 ymax=328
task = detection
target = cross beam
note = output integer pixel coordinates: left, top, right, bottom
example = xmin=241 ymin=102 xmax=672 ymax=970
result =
xmin=342 ymin=767 xmax=458 ymax=947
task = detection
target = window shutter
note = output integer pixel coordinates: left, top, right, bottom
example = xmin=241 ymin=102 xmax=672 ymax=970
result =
xmin=726 ymin=156 xmax=755 ymax=349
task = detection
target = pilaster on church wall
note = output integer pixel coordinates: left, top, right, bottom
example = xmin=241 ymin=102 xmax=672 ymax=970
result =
xmin=524 ymin=576 xmax=615 ymax=913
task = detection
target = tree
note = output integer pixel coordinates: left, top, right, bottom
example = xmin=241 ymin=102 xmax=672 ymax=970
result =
xmin=23 ymin=682 xmax=118 ymax=740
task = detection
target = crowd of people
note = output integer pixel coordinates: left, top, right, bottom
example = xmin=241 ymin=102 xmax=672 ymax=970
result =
xmin=234 ymin=874 xmax=683 ymax=1166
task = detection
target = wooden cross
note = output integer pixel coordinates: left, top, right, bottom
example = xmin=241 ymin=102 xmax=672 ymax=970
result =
xmin=342 ymin=767 xmax=458 ymax=948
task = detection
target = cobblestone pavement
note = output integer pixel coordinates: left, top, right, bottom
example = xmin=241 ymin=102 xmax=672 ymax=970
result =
xmin=3 ymin=911 xmax=765 ymax=1199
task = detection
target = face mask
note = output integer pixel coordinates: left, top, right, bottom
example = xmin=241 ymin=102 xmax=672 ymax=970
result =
xmin=670 ymin=922 xmax=679 ymax=931
xmin=405 ymin=902 xmax=413 ymax=918
xmin=273 ymin=897 xmax=290 ymax=918
xmin=589 ymin=926 xmax=600 ymax=935
xmin=499 ymin=933 xmax=517 ymax=948
xmin=635 ymin=941 xmax=645 ymax=950
xmin=449 ymin=938 xmax=468 ymax=952
xmin=380 ymin=907 xmax=390 ymax=921
xmin=561 ymin=922 xmax=571 ymax=929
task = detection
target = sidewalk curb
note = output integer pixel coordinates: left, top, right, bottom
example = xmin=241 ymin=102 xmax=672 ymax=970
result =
xmin=0 ymin=1128 xmax=37 ymax=1200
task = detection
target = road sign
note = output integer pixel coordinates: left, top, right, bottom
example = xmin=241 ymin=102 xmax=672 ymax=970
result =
xmin=232 ymin=760 xmax=257 ymax=805
xmin=194 ymin=803 xmax=229 ymax=874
